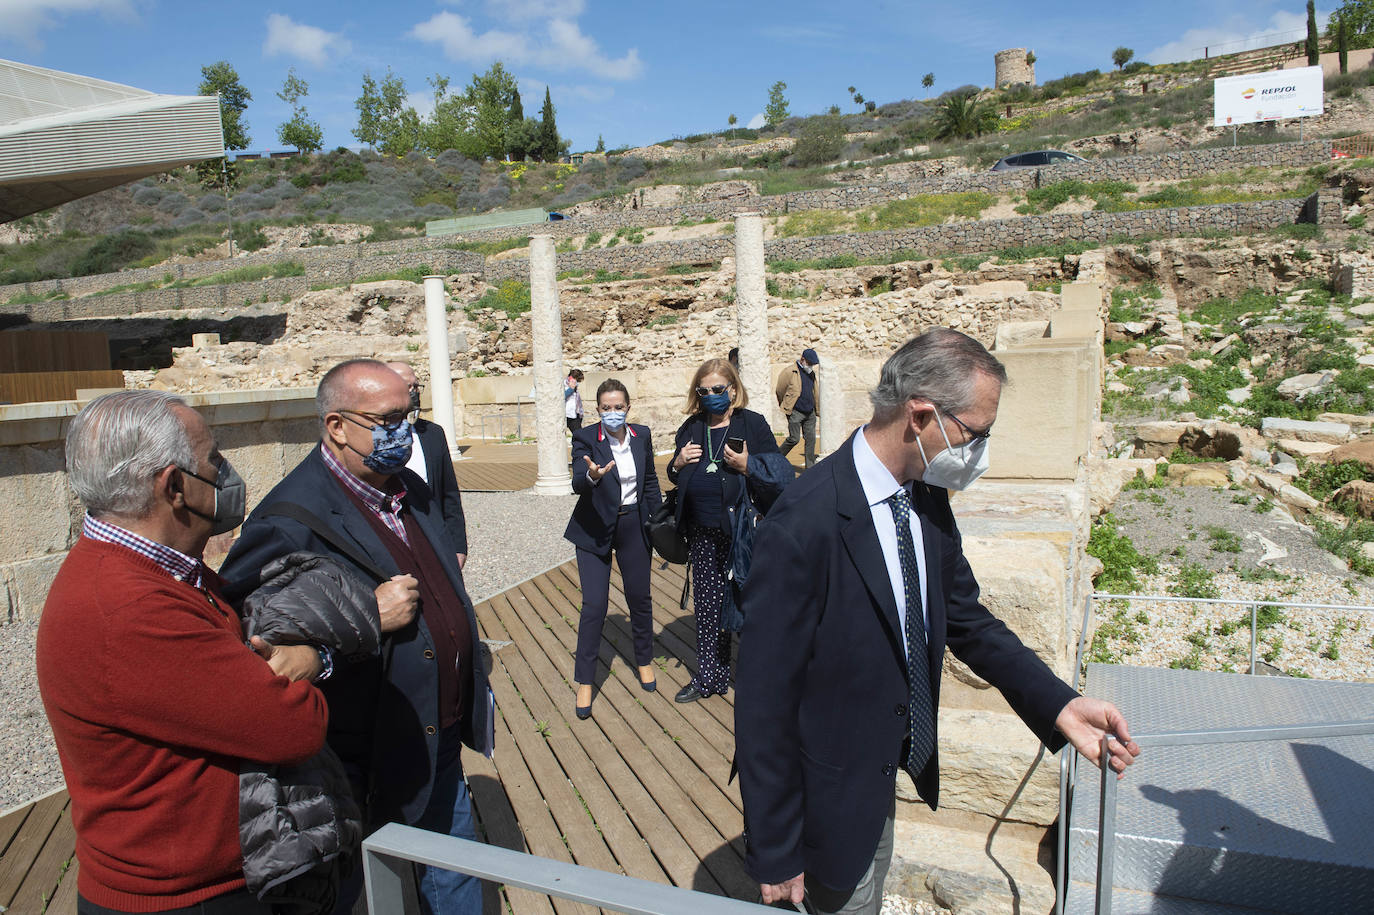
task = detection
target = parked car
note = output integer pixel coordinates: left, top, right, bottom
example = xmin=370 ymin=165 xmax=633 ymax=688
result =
xmin=990 ymin=150 xmax=1086 ymax=171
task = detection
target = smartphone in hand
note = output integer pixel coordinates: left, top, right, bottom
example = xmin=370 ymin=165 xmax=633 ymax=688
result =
xmin=726 ymin=436 xmax=746 ymax=452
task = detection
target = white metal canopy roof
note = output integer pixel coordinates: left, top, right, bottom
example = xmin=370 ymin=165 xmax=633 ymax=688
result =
xmin=0 ymin=59 xmax=224 ymax=222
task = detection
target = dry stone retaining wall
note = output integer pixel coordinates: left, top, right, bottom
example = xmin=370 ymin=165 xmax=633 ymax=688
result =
xmin=0 ymin=141 xmax=1333 ymax=311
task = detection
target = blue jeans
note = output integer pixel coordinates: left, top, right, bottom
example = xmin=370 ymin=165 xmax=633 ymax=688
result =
xmin=415 ymin=724 xmax=482 ymax=915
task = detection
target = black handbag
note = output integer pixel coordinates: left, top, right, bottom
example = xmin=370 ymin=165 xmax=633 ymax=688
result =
xmin=645 ymin=488 xmax=688 ymax=565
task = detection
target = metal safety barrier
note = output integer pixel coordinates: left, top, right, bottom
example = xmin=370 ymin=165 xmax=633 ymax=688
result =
xmin=363 ymin=823 xmax=771 ymax=914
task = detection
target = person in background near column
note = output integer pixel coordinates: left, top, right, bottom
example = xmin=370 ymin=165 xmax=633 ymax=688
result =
xmin=38 ymin=391 xmax=328 ymax=915
xmin=565 ymin=379 xmax=663 ymax=719
xmin=387 ymin=361 xmax=468 ymax=569
xmin=737 ymin=329 xmax=1139 ymax=915
xmin=565 ymin=368 xmax=585 ymax=434
xmin=667 ymin=358 xmax=780 ymax=703
xmin=777 ymin=347 xmax=821 ymax=469
xmin=728 ymin=347 xmax=740 ymax=373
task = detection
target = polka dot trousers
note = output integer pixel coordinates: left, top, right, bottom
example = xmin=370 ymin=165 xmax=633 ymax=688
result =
xmin=687 ymin=524 xmax=733 ymax=695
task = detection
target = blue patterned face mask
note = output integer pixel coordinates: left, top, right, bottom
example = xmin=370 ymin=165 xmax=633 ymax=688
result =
xmin=363 ymin=420 xmax=413 ymax=474
xmin=700 ymin=392 xmax=732 ymax=415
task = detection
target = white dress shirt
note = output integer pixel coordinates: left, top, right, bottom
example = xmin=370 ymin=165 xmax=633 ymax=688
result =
xmin=852 ymin=425 xmax=930 ymax=658
xmin=604 ymin=426 xmax=638 ymax=507
xmin=405 ymin=426 xmax=429 ymax=484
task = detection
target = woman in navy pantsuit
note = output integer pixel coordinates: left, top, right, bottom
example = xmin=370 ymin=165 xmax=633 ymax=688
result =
xmin=564 ymin=379 xmax=663 ymax=719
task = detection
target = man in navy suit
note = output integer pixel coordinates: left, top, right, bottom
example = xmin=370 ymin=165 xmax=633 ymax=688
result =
xmin=221 ymin=359 xmax=493 ymax=915
xmin=387 ymin=361 xmax=468 ymax=568
xmin=736 ymin=329 xmax=1139 ymax=915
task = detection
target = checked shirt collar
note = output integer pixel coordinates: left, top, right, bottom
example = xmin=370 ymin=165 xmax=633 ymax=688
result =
xmin=321 ymin=441 xmax=409 ymax=544
xmin=82 ymin=513 xmax=205 ymax=588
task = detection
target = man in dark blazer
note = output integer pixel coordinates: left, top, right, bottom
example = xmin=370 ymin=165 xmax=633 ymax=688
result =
xmin=221 ymin=359 xmax=493 ymax=915
xmin=388 ymin=361 xmax=468 ymax=567
xmin=736 ymin=329 xmax=1139 ymax=915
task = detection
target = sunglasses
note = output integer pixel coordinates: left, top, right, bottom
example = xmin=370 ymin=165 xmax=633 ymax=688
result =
xmin=694 ymin=384 xmax=730 ymax=397
xmin=340 ymin=409 xmax=410 ymax=432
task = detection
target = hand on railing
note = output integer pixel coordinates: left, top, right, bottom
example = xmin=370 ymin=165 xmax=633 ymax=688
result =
xmin=1055 ymin=696 xmax=1141 ymax=779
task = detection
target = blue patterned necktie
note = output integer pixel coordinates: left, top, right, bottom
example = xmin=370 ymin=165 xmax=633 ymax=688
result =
xmin=888 ymin=487 xmax=936 ymax=780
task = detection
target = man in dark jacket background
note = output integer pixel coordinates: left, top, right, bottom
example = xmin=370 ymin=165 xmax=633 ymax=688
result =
xmin=776 ymin=347 xmax=821 ymax=469
xmin=387 ymin=361 xmax=468 ymax=568
xmin=222 ymin=359 xmax=493 ymax=915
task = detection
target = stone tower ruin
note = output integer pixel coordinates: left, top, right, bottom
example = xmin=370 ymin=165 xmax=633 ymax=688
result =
xmin=996 ymin=48 xmax=1036 ymax=88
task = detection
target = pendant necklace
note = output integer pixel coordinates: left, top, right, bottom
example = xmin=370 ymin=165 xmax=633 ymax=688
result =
xmin=705 ymin=423 xmax=723 ymax=473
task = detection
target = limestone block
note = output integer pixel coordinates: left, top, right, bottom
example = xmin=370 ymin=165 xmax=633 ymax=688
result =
xmin=1317 ymin=412 xmax=1374 ymax=434
xmin=1048 ymin=309 xmax=1101 ymax=341
xmin=1209 ymin=333 xmax=1240 ymax=356
xmin=929 ymin=708 xmax=1061 ymax=824
xmin=1166 ymin=463 xmax=1231 ymax=487
xmin=1328 ymin=436 xmax=1374 ymax=472
xmin=993 ymin=321 xmax=1048 ymax=350
xmin=1131 ymin=420 xmax=1189 ymax=457
xmin=1085 ymin=457 xmax=1157 ymax=514
xmin=1279 ymin=484 xmax=1321 ymax=512
xmin=992 ymin=347 xmax=1094 ymax=480
xmin=0 ymin=443 xmax=75 ymax=564
xmin=968 ymin=281 xmax=1028 ymax=296
xmin=8 ymin=552 xmax=68 ymax=619
xmin=1259 ymin=417 xmax=1352 ymax=444
xmin=1276 ymin=439 xmax=1339 ymax=459
xmin=955 ymin=537 xmax=1068 ymax=683
xmin=191 ymin=333 xmax=220 ymax=348
xmin=1060 ymin=282 xmax=1102 ymax=311
xmin=1276 ymin=371 xmax=1335 ymax=400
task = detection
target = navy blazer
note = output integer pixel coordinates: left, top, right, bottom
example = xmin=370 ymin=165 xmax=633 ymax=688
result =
xmin=414 ymin=418 xmax=468 ymax=555
xmin=666 ymin=407 xmax=779 ymax=533
xmin=219 ymin=444 xmax=493 ymax=827
xmin=564 ymin=422 xmax=663 ymax=555
xmin=735 ymin=430 xmax=1078 ymax=891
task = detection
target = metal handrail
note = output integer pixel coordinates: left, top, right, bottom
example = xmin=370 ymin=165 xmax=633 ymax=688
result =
xmin=1090 ymin=719 xmax=1374 ymax=915
xmin=363 ymin=823 xmax=772 ymax=914
xmin=1053 ymin=591 xmax=1374 ymax=915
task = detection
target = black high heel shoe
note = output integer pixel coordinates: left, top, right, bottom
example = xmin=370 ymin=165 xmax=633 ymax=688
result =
xmin=575 ymin=703 xmax=592 ymax=720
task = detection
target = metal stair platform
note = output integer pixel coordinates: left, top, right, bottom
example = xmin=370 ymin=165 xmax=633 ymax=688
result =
xmin=1064 ymin=664 xmax=1374 ymax=913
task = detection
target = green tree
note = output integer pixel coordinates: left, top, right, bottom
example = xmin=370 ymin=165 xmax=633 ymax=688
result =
xmin=363 ymin=69 xmax=423 ymax=157
xmin=794 ymin=113 xmax=846 ymax=166
xmin=506 ymin=87 xmax=527 ymax=160
xmin=922 ymin=73 xmax=935 ymax=97
xmin=1026 ymin=51 xmax=1037 ymax=67
xmin=276 ymin=68 xmax=322 ymax=153
xmin=595 ymin=134 xmax=605 ymax=152
xmin=1307 ymin=0 xmax=1321 ymax=65
xmin=353 ymin=72 xmax=383 ymax=149
xmin=933 ymin=93 xmax=998 ymax=140
xmin=507 ymin=117 xmax=542 ymax=163
xmin=426 ymin=74 xmax=477 ymax=156
xmin=464 ymin=61 xmax=518 ymax=159
xmin=196 ymin=61 xmax=251 ymax=189
xmin=728 ymin=113 xmax=737 ymax=126
xmin=536 ymin=87 xmax=562 ymax=162
xmin=1327 ymin=2 xmax=1374 ymax=46
xmin=764 ymin=80 xmax=790 ymax=127
xmin=1112 ymin=47 xmax=1134 ymax=70
xmin=864 ymin=99 xmax=876 ymax=113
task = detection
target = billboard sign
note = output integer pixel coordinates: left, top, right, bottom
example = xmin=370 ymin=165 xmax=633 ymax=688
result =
xmin=1214 ymin=66 xmax=1324 ymax=127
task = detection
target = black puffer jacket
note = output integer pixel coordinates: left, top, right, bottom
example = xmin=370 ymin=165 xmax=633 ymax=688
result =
xmin=238 ymin=552 xmax=382 ymax=914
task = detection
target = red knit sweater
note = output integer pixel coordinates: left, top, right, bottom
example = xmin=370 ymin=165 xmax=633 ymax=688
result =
xmin=36 ymin=537 xmax=329 ymax=913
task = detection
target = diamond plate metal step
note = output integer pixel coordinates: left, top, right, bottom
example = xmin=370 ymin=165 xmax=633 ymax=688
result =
xmin=1064 ymin=881 xmax=1274 ymax=914
xmin=1067 ymin=665 xmax=1374 ymax=913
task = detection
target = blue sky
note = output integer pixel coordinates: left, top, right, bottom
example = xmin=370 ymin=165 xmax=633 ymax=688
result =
xmin=0 ymin=1 xmax=1335 ymax=154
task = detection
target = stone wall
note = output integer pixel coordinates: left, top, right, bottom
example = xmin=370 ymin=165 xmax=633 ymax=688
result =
xmin=0 ymin=390 xmax=318 ymax=621
xmin=0 ymin=141 xmax=1332 ymax=312
xmin=996 ymin=48 xmax=1036 ymax=87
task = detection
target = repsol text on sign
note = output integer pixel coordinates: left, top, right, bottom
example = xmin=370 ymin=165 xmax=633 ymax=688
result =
xmin=1260 ymin=86 xmax=1297 ymax=95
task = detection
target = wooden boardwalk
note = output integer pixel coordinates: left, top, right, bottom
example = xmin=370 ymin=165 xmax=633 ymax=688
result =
xmin=1 ymin=559 xmax=750 ymax=914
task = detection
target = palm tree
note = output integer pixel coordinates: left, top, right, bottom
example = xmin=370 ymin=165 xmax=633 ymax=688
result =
xmin=933 ymin=93 xmax=998 ymax=140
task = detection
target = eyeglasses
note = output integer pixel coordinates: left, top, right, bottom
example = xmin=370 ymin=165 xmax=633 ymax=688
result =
xmin=694 ymin=384 xmax=730 ymax=397
xmin=941 ymin=409 xmax=991 ymax=443
xmin=340 ymin=409 xmax=410 ymax=432
xmin=406 ymin=383 xmax=424 ymax=393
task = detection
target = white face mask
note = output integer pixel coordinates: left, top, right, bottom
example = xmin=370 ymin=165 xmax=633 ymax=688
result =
xmin=916 ymin=407 xmax=990 ymax=491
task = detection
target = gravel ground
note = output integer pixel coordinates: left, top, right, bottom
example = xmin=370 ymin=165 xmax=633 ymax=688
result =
xmin=1095 ymin=486 xmax=1374 ymax=680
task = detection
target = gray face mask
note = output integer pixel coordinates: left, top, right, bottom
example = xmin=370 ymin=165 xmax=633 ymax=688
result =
xmin=182 ymin=459 xmax=247 ymax=535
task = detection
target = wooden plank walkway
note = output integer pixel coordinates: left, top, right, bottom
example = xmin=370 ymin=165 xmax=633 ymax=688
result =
xmin=1 ymin=559 xmax=751 ymax=913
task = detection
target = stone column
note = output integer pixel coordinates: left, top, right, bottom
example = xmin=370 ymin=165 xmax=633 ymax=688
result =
xmin=733 ymin=212 xmax=773 ymax=427
xmin=818 ymin=361 xmax=847 ymax=456
xmin=529 ymin=235 xmax=571 ymax=495
xmin=422 ymin=275 xmax=459 ymax=458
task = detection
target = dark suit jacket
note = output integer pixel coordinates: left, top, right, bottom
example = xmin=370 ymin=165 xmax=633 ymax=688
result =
xmin=735 ymin=430 xmax=1078 ymax=892
xmin=564 ymin=422 xmax=662 ymax=555
xmin=219 ymin=444 xmax=493 ymax=827
xmin=666 ymin=407 xmax=779 ymax=532
xmin=414 ymin=418 xmax=467 ymax=555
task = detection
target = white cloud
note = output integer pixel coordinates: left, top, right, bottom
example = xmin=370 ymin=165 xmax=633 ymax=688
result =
xmin=406 ymin=90 xmax=436 ymax=120
xmin=0 ymin=0 xmax=133 ymax=49
xmin=410 ymin=10 xmax=642 ymax=81
xmin=484 ymin=0 xmax=586 ymax=20
xmin=1146 ymin=10 xmax=1329 ymax=65
xmin=263 ymin=13 xmax=352 ymax=67
xmin=747 ymin=112 xmax=765 ymax=130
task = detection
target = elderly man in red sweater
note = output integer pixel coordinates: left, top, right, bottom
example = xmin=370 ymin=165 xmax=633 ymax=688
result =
xmin=37 ymin=391 xmax=329 ymax=915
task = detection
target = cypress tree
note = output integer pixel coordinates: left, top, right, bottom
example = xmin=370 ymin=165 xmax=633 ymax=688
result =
xmin=538 ymin=87 xmax=559 ymax=162
xmin=1306 ymin=0 xmax=1320 ymax=67
xmin=1339 ymin=16 xmax=1349 ymax=74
